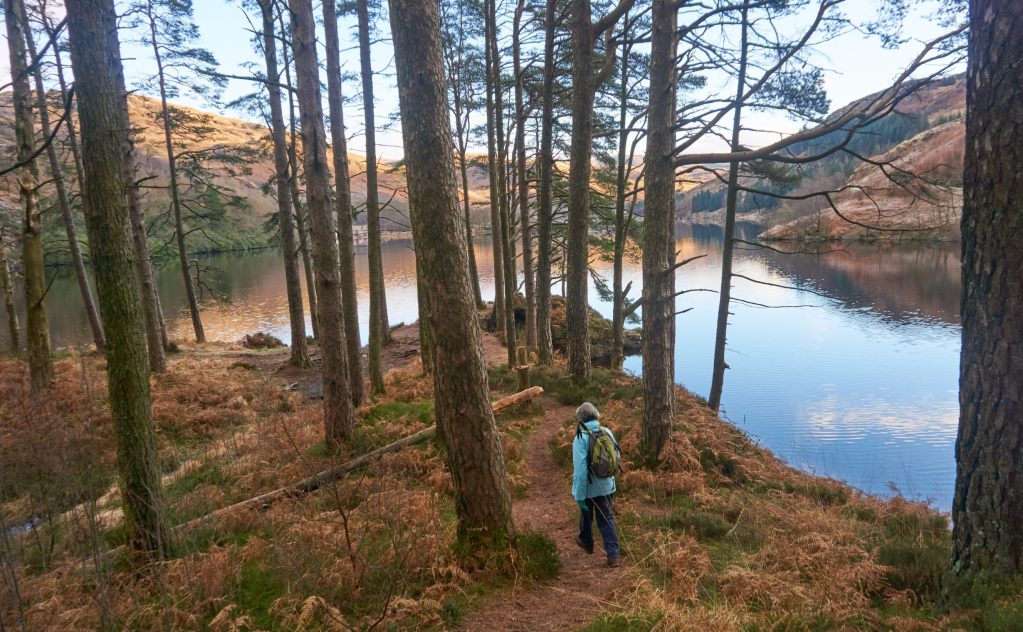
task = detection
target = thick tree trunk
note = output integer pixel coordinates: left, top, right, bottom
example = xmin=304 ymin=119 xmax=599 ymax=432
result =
xmin=55 ymin=8 xmax=168 ymax=364
xmin=708 ymin=8 xmax=748 ymax=413
xmin=388 ymin=0 xmax=515 ymax=545
xmin=948 ymin=0 xmax=1023 ymax=583
xmin=6 ymin=0 xmax=53 ymax=393
xmin=291 ymin=0 xmax=356 ymax=448
xmin=0 ymin=226 xmax=18 ymax=351
xmin=66 ymin=0 xmax=170 ymax=552
xmin=25 ymin=28 xmax=106 ymax=354
xmin=323 ymin=0 xmax=366 ymax=404
xmin=281 ymin=33 xmax=319 ymax=341
xmin=260 ymin=0 xmax=310 ymax=368
xmin=565 ymin=0 xmax=595 ymax=378
xmin=359 ymin=0 xmax=390 ymax=398
xmin=640 ymin=0 xmax=678 ymax=458
xmin=483 ymin=0 xmax=505 ymax=333
xmin=535 ymin=0 xmax=556 ymax=364
xmin=513 ymin=0 xmax=536 ymax=349
xmin=489 ymin=0 xmax=517 ymax=365
xmin=147 ymin=1 xmax=205 ymax=343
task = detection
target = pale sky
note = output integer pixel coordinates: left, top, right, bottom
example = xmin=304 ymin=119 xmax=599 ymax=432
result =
xmin=2 ymin=0 xmax=963 ymax=160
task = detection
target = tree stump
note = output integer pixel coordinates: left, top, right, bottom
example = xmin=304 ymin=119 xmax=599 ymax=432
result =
xmin=516 ymin=346 xmax=530 ymax=392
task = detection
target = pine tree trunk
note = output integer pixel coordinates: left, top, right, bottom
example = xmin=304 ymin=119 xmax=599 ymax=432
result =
xmin=322 ymin=0 xmax=365 ymax=404
xmin=291 ymin=0 xmax=356 ymax=448
xmin=260 ymin=0 xmax=310 ymax=368
xmin=490 ymin=0 xmax=517 ymax=365
xmin=483 ymin=0 xmax=505 ymax=333
xmin=513 ymin=0 xmax=536 ymax=349
xmin=948 ymin=0 xmax=1023 ymax=582
xmin=6 ymin=0 xmax=53 ymax=393
xmin=65 ymin=0 xmax=170 ymax=552
xmin=708 ymin=9 xmax=748 ymax=413
xmin=25 ymin=28 xmax=106 ymax=354
xmin=610 ymin=26 xmax=630 ymax=372
xmin=147 ymin=0 xmax=204 ymax=343
xmin=84 ymin=29 xmax=168 ymax=370
xmin=281 ymin=34 xmax=319 ymax=341
xmin=453 ymin=96 xmax=484 ymax=309
xmin=58 ymin=1 xmax=167 ymax=360
xmin=388 ymin=0 xmax=515 ymax=545
xmin=535 ymin=0 xmax=556 ymax=364
xmin=359 ymin=0 xmax=390 ymax=398
xmin=0 ymin=225 xmax=18 ymax=352
xmin=566 ymin=0 xmax=595 ymax=378
xmin=640 ymin=0 xmax=677 ymax=458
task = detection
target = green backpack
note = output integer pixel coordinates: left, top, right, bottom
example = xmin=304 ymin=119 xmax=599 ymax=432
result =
xmin=579 ymin=425 xmax=621 ymax=480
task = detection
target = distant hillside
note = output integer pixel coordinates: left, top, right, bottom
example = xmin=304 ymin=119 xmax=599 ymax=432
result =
xmin=680 ymin=74 xmax=966 ymax=241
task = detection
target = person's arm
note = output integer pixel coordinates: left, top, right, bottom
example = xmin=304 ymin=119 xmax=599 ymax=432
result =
xmin=572 ymin=434 xmax=588 ymax=501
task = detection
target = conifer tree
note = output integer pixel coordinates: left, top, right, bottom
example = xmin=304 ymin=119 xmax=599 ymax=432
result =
xmin=948 ymin=0 xmax=1023 ymax=587
xmin=5 ymin=0 xmax=53 ymax=393
xmin=291 ymin=0 xmax=357 ymax=447
xmin=24 ymin=16 xmax=106 ymax=354
xmin=323 ymin=0 xmax=366 ymax=405
xmin=65 ymin=0 xmax=170 ymax=551
xmin=389 ymin=0 xmax=515 ymax=546
xmin=133 ymin=0 xmax=221 ymax=343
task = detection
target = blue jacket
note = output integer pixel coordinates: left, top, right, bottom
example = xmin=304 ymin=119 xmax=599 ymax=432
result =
xmin=572 ymin=420 xmax=617 ymax=501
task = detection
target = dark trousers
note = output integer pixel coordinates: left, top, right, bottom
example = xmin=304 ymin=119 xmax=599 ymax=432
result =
xmin=579 ymin=493 xmax=619 ymax=559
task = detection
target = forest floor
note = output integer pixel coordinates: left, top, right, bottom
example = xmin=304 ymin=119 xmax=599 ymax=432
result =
xmin=2 ymin=319 xmax=1020 ymax=631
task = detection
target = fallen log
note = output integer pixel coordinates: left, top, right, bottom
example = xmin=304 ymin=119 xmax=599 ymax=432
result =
xmin=174 ymin=386 xmax=544 ymax=534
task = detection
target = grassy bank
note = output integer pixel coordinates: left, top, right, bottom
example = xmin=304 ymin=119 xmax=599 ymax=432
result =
xmin=1 ymin=344 xmax=1019 ymax=630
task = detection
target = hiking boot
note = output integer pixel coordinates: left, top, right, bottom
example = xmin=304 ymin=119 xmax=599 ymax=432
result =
xmin=575 ymin=535 xmax=594 ymax=555
xmin=606 ymin=556 xmax=621 ymax=568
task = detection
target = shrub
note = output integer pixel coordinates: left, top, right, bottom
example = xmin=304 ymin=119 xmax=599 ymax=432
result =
xmin=242 ymin=332 xmax=284 ymax=349
xmin=783 ymin=481 xmax=848 ymax=506
xmin=516 ymin=531 xmax=562 ymax=581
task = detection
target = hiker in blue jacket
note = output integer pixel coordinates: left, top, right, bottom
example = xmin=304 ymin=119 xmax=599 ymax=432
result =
xmin=572 ymin=402 xmax=621 ymax=567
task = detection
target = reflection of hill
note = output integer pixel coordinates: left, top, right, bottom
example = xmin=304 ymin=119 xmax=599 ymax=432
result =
xmin=760 ymin=242 xmax=960 ymax=326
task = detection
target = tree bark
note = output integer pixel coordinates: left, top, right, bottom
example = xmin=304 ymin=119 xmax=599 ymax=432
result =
xmin=80 ymin=24 xmax=169 ymax=370
xmin=489 ymin=0 xmax=517 ymax=365
xmin=483 ymin=0 xmax=505 ymax=333
xmin=291 ymin=0 xmax=356 ymax=448
xmin=0 ymin=225 xmax=18 ymax=352
xmin=25 ymin=27 xmax=106 ymax=354
xmin=323 ymin=0 xmax=366 ymax=404
xmin=359 ymin=0 xmax=390 ymax=398
xmin=513 ymin=0 xmax=536 ymax=349
xmin=6 ymin=0 xmax=53 ymax=393
xmin=66 ymin=0 xmax=170 ymax=551
xmin=259 ymin=0 xmax=310 ymax=368
xmin=640 ymin=0 xmax=677 ymax=458
xmin=708 ymin=7 xmax=748 ymax=412
xmin=565 ymin=0 xmax=596 ymax=378
xmin=535 ymin=0 xmax=556 ymax=364
xmin=278 ymin=27 xmax=317 ymax=339
xmin=51 ymin=0 xmax=164 ymax=359
xmin=389 ymin=0 xmax=515 ymax=546
xmin=146 ymin=0 xmax=204 ymax=343
xmin=948 ymin=0 xmax=1023 ymax=582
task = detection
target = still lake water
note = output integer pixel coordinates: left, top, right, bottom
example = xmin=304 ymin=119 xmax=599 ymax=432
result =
xmin=3 ymin=225 xmax=961 ymax=509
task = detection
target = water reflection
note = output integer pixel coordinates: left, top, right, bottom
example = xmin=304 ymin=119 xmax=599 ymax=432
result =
xmin=3 ymin=229 xmax=960 ymax=508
